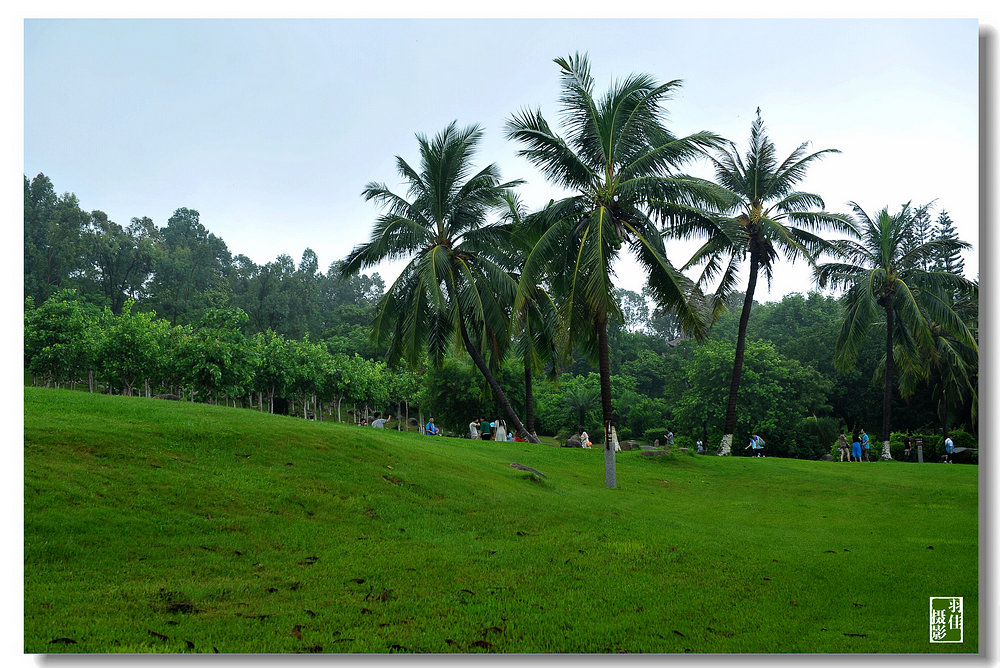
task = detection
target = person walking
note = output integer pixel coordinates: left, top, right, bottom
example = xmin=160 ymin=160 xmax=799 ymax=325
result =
xmin=838 ymin=429 xmax=850 ymax=462
xmin=860 ymin=429 xmax=871 ymax=462
xmin=469 ymin=418 xmax=480 ymax=440
xmin=851 ymin=431 xmax=862 ymax=462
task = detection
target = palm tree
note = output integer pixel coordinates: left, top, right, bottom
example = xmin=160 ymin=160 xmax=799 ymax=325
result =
xmin=680 ymin=109 xmax=854 ymax=456
xmin=340 ymin=121 xmax=539 ymax=442
xmin=816 ymin=202 xmax=976 ymax=459
xmin=499 ymin=192 xmax=559 ymax=437
xmin=897 ymin=281 xmax=978 ymax=438
xmin=506 ymin=52 xmax=725 ymax=487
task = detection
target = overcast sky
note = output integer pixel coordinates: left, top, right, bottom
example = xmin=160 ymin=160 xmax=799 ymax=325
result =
xmin=22 ymin=17 xmax=981 ymax=302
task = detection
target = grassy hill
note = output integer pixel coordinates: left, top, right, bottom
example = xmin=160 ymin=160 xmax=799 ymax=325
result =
xmin=23 ymin=387 xmax=978 ymax=654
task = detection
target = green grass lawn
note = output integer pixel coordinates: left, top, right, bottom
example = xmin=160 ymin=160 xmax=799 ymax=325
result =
xmin=23 ymin=387 xmax=978 ymax=654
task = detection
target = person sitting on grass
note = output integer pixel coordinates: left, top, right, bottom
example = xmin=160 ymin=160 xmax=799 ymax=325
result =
xmin=425 ymin=418 xmax=440 ymax=436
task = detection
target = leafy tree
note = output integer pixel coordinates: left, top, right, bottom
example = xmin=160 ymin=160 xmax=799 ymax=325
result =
xmin=24 ymin=174 xmax=90 ymax=303
xmin=418 ymin=357 xmax=492 ymax=432
xmin=94 ymin=300 xmax=169 ymax=396
xmin=816 ymin=202 xmax=977 ymax=459
xmin=24 ymin=289 xmax=97 ymax=388
xmin=506 ymin=52 xmax=724 ymax=485
xmin=250 ymin=330 xmax=295 ymax=413
xmin=148 ymin=208 xmax=232 ymax=325
xmin=341 ymin=121 xmax=537 ymax=441
xmin=671 ymin=338 xmax=832 ymax=457
xmin=178 ymin=308 xmax=255 ymax=403
xmin=681 ymin=109 xmax=851 ymax=455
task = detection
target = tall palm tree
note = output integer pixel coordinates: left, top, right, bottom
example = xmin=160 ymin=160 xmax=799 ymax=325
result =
xmin=816 ymin=202 xmax=976 ymax=459
xmin=506 ymin=53 xmax=725 ymax=487
xmin=499 ymin=192 xmax=559 ymax=437
xmin=340 ymin=121 xmax=539 ymax=442
xmin=680 ymin=109 xmax=853 ymax=455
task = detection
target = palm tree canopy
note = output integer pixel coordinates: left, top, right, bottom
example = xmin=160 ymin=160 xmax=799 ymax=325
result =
xmin=681 ymin=108 xmax=855 ymax=297
xmin=815 ymin=202 xmax=977 ymax=371
xmin=506 ymin=52 xmax=727 ymax=348
xmin=340 ymin=121 xmax=523 ymax=368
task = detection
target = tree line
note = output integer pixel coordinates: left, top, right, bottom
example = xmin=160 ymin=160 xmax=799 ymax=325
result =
xmin=24 ymin=53 xmax=977 ymax=481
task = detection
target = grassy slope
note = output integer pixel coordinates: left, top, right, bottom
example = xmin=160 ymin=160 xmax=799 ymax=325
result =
xmin=24 ymin=388 xmax=978 ymax=654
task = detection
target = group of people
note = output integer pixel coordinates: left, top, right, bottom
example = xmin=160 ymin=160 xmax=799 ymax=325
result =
xmin=469 ymin=417 xmax=518 ymax=442
xmin=837 ymin=429 xmax=870 ymax=461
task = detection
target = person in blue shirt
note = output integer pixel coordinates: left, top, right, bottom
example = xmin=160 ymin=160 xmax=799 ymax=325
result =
xmin=944 ymin=435 xmax=955 ymax=463
xmin=860 ymin=429 xmax=870 ymax=462
xmin=851 ymin=431 xmax=862 ymax=462
xmin=745 ymin=433 xmax=765 ymax=457
xmin=425 ymin=418 xmax=440 ymax=436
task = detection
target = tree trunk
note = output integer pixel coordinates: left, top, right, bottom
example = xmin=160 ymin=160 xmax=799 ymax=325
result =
xmin=524 ymin=357 xmax=536 ymax=436
xmin=881 ymin=303 xmax=894 ymax=460
xmin=718 ymin=252 xmax=760 ymax=456
xmin=597 ymin=314 xmax=616 ymax=488
xmin=457 ymin=316 xmax=538 ymax=443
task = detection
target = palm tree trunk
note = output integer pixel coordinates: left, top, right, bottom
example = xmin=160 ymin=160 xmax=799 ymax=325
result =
xmin=882 ymin=304 xmax=894 ymax=460
xmin=597 ymin=314 xmax=616 ymax=488
xmin=523 ymin=357 xmax=536 ymax=436
xmin=718 ymin=253 xmax=759 ymax=456
xmin=457 ymin=316 xmax=539 ymax=444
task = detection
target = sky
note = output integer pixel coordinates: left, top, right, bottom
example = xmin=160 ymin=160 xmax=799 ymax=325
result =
xmin=20 ymin=17 xmax=982 ymax=303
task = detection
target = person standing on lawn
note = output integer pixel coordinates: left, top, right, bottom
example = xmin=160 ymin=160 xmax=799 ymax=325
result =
xmin=944 ymin=435 xmax=955 ymax=463
xmin=860 ymin=429 xmax=871 ymax=461
xmin=479 ymin=417 xmax=492 ymax=441
xmin=851 ymin=431 xmax=862 ymax=462
xmin=838 ymin=429 xmax=850 ymax=462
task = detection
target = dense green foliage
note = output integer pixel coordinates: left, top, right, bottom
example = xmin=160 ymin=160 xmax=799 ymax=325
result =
xmin=25 ymin=388 xmax=978 ymax=654
xmin=23 ymin=52 xmax=977 ymax=456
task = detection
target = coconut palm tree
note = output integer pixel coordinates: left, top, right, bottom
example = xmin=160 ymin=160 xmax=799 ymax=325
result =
xmin=505 ymin=52 xmax=726 ymax=487
xmin=816 ymin=202 xmax=976 ymax=459
xmin=498 ymin=192 xmax=559 ymax=437
xmin=340 ymin=121 xmax=539 ymax=442
xmin=897 ymin=280 xmax=978 ymax=438
xmin=680 ymin=109 xmax=854 ymax=456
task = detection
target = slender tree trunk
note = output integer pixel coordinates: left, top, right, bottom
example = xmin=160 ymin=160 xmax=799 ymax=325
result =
xmin=597 ymin=314 xmax=616 ymax=488
xmin=881 ymin=304 xmax=894 ymax=460
xmin=941 ymin=384 xmax=950 ymax=439
xmin=718 ymin=252 xmax=760 ymax=456
xmin=524 ymin=357 xmax=536 ymax=436
xmin=457 ymin=317 xmax=538 ymax=444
